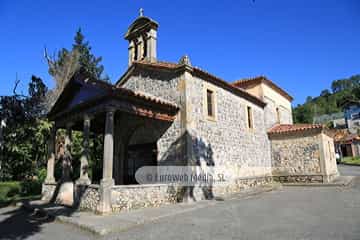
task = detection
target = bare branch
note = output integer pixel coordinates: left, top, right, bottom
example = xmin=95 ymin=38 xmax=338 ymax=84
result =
xmin=44 ymin=46 xmax=53 ymax=64
xmin=12 ymin=73 xmax=26 ymax=98
xmin=13 ymin=74 xmax=20 ymax=96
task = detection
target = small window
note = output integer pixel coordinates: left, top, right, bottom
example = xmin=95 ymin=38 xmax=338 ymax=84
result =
xmin=276 ymin=107 xmax=281 ymax=123
xmin=207 ymin=89 xmax=214 ymax=117
xmin=247 ymin=106 xmax=253 ymax=129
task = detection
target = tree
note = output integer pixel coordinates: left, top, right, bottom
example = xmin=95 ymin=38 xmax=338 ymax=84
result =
xmin=0 ymin=76 xmax=51 ymax=181
xmin=45 ymin=28 xmax=109 ymax=110
xmin=73 ymin=29 xmax=109 ymax=82
xmin=294 ymin=73 xmax=360 ymax=123
xmin=320 ymin=89 xmax=330 ymax=97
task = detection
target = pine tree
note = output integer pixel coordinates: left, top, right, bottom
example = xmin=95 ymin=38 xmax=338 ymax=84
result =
xmin=72 ymin=28 xmax=109 ymax=82
xmin=45 ymin=28 xmax=109 ymax=109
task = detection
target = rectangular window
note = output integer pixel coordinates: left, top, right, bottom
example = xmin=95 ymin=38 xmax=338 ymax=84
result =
xmin=276 ymin=107 xmax=281 ymax=123
xmin=247 ymin=106 xmax=253 ymax=129
xmin=207 ymin=89 xmax=214 ymax=117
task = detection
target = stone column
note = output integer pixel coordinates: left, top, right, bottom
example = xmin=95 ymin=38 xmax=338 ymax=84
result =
xmin=97 ymin=109 xmax=115 ymax=214
xmin=62 ymin=123 xmax=73 ymax=182
xmin=146 ymin=29 xmax=157 ymax=62
xmin=76 ymin=115 xmax=91 ymax=185
xmin=128 ymin=41 xmax=135 ymax=66
xmin=45 ymin=126 xmax=56 ymax=184
xmin=137 ymin=36 xmax=144 ymax=60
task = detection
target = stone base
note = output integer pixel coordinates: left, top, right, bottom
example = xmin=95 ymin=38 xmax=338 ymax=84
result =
xmin=78 ymin=184 xmax=100 ymax=211
xmin=273 ymin=175 xmax=324 ymax=183
xmin=97 ymin=179 xmax=114 ymax=214
xmin=212 ymin=176 xmax=273 ymax=198
xmin=76 ymin=178 xmax=91 ymax=186
xmin=111 ymin=184 xmax=178 ymax=212
xmin=42 ymin=182 xmax=57 ymax=201
xmin=323 ymin=173 xmax=340 ymax=183
xmin=55 ymin=182 xmax=74 ymax=206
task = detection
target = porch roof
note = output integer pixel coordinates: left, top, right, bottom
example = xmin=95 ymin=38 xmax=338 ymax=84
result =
xmin=268 ymin=124 xmax=323 ymax=135
xmin=47 ymin=72 xmax=179 ymax=124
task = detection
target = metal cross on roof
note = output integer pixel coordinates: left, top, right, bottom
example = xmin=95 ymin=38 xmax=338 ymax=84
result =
xmin=139 ymin=8 xmax=144 ymax=17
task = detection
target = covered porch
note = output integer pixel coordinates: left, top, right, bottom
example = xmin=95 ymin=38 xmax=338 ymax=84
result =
xmin=42 ymin=74 xmax=179 ymax=214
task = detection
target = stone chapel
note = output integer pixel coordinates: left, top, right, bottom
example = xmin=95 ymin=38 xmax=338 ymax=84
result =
xmin=42 ymin=11 xmax=339 ymax=214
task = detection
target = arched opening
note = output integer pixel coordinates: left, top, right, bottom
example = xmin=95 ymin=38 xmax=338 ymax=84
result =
xmin=133 ymin=40 xmax=138 ymax=61
xmin=124 ymin=125 xmax=158 ymax=184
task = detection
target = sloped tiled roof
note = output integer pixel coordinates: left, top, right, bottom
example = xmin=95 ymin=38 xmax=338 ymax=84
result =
xmin=119 ymin=60 xmax=266 ymax=108
xmin=233 ymin=76 xmax=293 ymax=101
xmin=134 ymin=60 xmax=180 ymax=69
xmin=47 ymin=72 xmax=179 ymax=119
xmin=326 ymin=129 xmax=360 ymax=143
xmin=268 ymin=124 xmax=323 ymax=135
xmin=84 ymin=77 xmax=178 ymax=109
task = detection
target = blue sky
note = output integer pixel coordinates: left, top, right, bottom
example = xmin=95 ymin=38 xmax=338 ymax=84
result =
xmin=0 ymin=0 xmax=359 ymax=105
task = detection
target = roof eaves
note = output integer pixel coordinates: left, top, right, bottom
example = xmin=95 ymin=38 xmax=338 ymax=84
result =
xmin=233 ymin=76 xmax=293 ymax=102
xmin=192 ymin=67 xmax=266 ymax=108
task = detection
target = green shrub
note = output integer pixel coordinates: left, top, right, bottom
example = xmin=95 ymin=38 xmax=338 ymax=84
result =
xmin=20 ymin=180 xmax=42 ymax=196
xmin=0 ymin=182 xmax=21 ymax=202
xmin=341 ymin=156 xmax=360 ymax=165
xmin=36 ymin=168 xmax=47 ymax=183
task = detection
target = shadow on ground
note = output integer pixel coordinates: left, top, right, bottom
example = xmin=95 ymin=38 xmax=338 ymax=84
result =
xmin=0 ymin=200 xmax=78 ymax=240
xmin=0 ymin=180 xmax=83 ymax=240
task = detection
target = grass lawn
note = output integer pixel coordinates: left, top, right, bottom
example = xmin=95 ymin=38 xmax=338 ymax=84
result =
xmin=341 ymin=156 xmax=360 ymax=165
xmin=0 ymin=181 xmax=41 ymax=208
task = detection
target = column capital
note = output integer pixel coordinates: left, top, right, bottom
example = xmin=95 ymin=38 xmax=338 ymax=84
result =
xmin=105 ymin=107 xmax=116 ymax=114
xmin=84 ymin=114 xmax=94 ymax=121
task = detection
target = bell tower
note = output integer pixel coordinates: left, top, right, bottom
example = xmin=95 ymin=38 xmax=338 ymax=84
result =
xmin=125 ymin=9 xmax=158 ymax=66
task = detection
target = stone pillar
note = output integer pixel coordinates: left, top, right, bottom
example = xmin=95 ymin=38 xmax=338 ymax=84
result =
xmin=62 ymin=123 xmax=73 ymax=182
xmin=97 ymin=109 xmax=115 ymax=214
xmin=76 ymin=115 xmax=91 ymax=185
xmin=45 ymin=126 xmax=56 ymax=184
xmin=137 ymin=36 xmax=144 ymax=61
xmin=146 ymin=29 xmax=157 ymax=62
xmin=128 ymin=41 xmax=135 ymax=66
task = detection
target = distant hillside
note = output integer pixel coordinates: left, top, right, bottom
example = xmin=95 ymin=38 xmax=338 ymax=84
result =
xmin=293 ymin=74 xmax=360 ymax=123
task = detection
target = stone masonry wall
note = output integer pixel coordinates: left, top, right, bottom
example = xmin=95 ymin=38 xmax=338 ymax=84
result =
xmin=321 ymin=133 xmax=339 ymax=182
xmin=111 ymin=184 xmax=177 ymax=212
xmin=212 ymin=176 xmax=273 ymax=197
xmin=78 ymin=185 xmax=100 ymax=212
xmin=270 ymin=132 xmax=324 ymax=182
xmin=186 ymin=76 xmax=272 ymax=183
xmin=119 ymin=69 xmax=186 ymax=165
xmin=263 ymin=96 xmax=293 ymax=130
xmin=41 ymin=183 xmax=57 ymax=201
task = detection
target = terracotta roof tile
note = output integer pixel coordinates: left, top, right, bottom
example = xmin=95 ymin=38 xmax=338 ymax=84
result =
xmin=268 ymin=124 xmax=323 ymax=135
xmin=134 ymin=60 xmax=180 ymax=69
xmin=82 ymin=76 xmax=178 ymax=109
xmin=326 ymin=129 xmax=360 ymax=142
xmin=233 ymin=76 xmax=293 ymax=101
xmin=129 ymin=60 xmax=266 ymax=108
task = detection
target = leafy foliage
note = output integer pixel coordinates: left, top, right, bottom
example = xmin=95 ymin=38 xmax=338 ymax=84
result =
xmin=0 ymin=29 xmax=108 ymax=184
xmin=73 ymin=29 xmax=109 ymax=82
xmin=45 ymin=28 xmax=109 ymax=112
xmin=0 ymin=76 xmax=50 ymax=181
xmin=293 ymin=74 xmax=360 ymax=123
xmin=0 ymin=181 xmax=42 ymax=206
